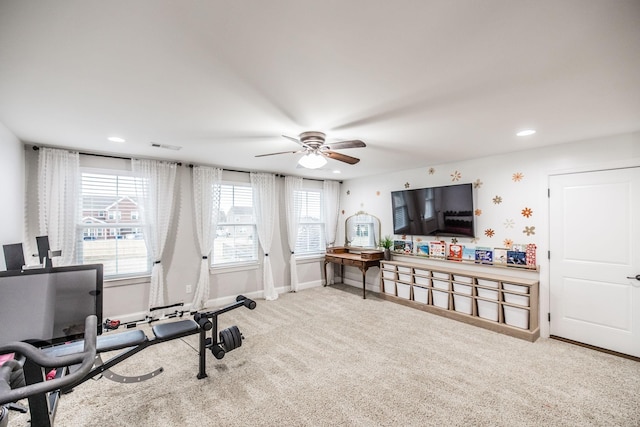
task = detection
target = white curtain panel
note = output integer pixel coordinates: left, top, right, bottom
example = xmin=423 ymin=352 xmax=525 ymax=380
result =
xmin=132 ymin=159 xmax=178 ymax=312
xmin=250 ymin=172 xmax=278 ymax=301
xmin=37 ymin=147 xmax=80 ymax=266
xmin=284 ymin=176 xmax=303 ymax=292
xmin=191 ymin=166 xmax=222 ymax=310
xmin=323 ymin=180 xmax=341 ymax=284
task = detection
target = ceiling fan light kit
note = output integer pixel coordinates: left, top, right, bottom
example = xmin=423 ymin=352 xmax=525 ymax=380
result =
xmin=298 ymin=152 xmax=327 ymax=169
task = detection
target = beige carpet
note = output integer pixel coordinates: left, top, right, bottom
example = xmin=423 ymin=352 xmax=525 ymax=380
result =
xmin=9 ymin=285 xmax=640 ymax=426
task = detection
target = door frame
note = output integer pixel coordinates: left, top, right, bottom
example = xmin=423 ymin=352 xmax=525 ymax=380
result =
xmin=542 ymin=158 xmax=640 ymax=339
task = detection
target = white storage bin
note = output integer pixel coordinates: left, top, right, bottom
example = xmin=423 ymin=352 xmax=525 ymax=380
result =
xmin=432 ymin=279 xmax=449 ymax=291
xmin=432 ymin=290 xmax=449 ymax=309
xmin=383 ymin=280 xmax=396 ymax=295
xmin=477 ymin=278 xmax=499 ymax=288
xmin=432 ymin=271 xmax=449 ymax=279
xmin=504 ymin=293 xmax=530 ymax=307
xmin=413 ymin=286 xmax=428 ymax=304
xmin=414 ymin=268 xmax=430 ymax=277
xmin=504 ymin=305 xmax=529 ymax=329
xmin=453 ymin=295 xmax=472 ymax=314
xmin=414 ymin=275 xmax=430 ymax=286
xmin=453 ymin=283 xmax=472 ymax=295
xmin=502 ymin=283 xmax=529 ymax=294
xmin=397 ymin=266 xmax=411 ymax=282
xmin=397 ymin=283 xmax=411 ymax=299
xmin=453 ymin=274 xmax=473 ymax=284
xmin=382 ymin=269 xmax=396 ymax=279
xmin=477 ymin=288 xmax=498 ymax=300
xmin=477 ymin=300 xmax=498 ymax=321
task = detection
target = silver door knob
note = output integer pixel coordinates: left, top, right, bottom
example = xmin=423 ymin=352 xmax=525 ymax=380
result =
xmin=627 ymin=274 xmax=640 ymax=281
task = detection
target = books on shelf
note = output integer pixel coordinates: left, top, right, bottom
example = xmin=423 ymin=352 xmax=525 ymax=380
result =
xmin=507 ymin=250 xmax=526 ymax=265
xmin=390 ymin=236 xmax=538 ymax=269
xmin=475 ymin=247 xmax=493 ymax=264
xmin=462 ymin=246 xmax=476 ymax=261
xmin=494 ymin=248 xmax=508 ymax=265
xmin=416 ymin=243 xmax=429 ymax=256
xmin=449 ymin=244 xmax=463 ymax=261
xmin=429 ymin=241 xmax=446 ymax=259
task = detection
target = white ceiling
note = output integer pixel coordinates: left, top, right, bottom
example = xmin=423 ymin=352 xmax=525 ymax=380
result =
xmin=1 ymin=1 xmax=639 ymax=180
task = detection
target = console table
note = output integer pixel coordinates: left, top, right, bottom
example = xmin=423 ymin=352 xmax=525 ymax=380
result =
xmin=324 ymin=247 xmax=384 ymax=299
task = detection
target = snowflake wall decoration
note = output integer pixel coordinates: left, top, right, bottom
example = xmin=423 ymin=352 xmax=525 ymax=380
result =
xmin=504 ymin=219 xmax=515 ymax=228
xmin=473 ymin=179 xmax=483 ymax=189
xmin=484 ymin=229 xmax=495 ymax=237
xmin=521 ymin=207 xmax=533 ymax=218
xmin=404 ymin=182 xmax=410 ymax=189
xmin=451 ymin=237 xmax=458 ymax=244
xmin=493 ymin=195 xmax=503 ymax=204
xmin=512 ymin=172 xmax=524 ymax=182
xmin=475 ymin=208 xmax=483 ymax=216
xmin=428 ymin=168 xmax=435 ymax=175
xmin=471 ymin=238 xmax=479 ymax=243
xmin=503 ymin=239 xmax=513 ymax=248
xmin=346 ymin=190 xmax=350 ymax=195
xmin=376 ymin=191 xmax=380 ymax=196
xmin=523 ymin=226 xmax=536 ymax=236
xmin=451 ymin=170 xmax=462 ymax=181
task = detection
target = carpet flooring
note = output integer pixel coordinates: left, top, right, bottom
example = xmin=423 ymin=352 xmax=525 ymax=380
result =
xmin=8 ymin=285 xmax=640 ymax=426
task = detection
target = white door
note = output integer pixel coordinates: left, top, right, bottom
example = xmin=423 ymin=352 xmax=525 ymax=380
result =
xmin=549 ymin=167 xmax=640 ymax=357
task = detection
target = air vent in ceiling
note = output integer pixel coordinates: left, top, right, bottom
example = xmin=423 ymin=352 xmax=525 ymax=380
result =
xmin=150 ymin=142 xmax=182 ymax=151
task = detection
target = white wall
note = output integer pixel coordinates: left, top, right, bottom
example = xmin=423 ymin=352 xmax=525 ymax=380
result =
xmin=0 ymin=122 xmax=24 ymax=270
xmin=338 ymin=131 xmax=640 ymax=338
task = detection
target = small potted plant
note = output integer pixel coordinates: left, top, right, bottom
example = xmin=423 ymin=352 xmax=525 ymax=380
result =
xmin=380 ymin=235 xmax=393 ymax=260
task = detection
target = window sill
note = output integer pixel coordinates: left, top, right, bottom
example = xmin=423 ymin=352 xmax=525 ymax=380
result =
xmin=104 ymin=274 xmax=151 ymax=288
xmin=210 ymin=261 xmax=259 ymax=275
xmin=295 ymin=254 xmax=325 ymax=264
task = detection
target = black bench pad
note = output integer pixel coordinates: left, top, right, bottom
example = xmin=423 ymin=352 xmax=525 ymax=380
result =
xmin=152 ymin=320 xmax=198 ymax=340
xmin=42 ymin=330 xmax=148 ymax=357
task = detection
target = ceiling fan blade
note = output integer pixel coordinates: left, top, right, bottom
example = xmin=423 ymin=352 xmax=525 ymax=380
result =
xmin=255 ymin=150 xmax=302 ymax=158
xmin=324 ymin=150 xmax=360 ymax=165
xmin=282 ymin=134 xmax=305 ymax=146
xmin=323 ymin=140 xmax=366 ymax=150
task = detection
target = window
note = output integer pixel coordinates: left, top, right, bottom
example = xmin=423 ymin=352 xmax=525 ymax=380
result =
xmin=78 ymin=170 xmax=150 ymax=278
xmin=212 ymin=183 xmax=258 ymax=267
xmin=295 ymin=189 xmax=325 ymax=255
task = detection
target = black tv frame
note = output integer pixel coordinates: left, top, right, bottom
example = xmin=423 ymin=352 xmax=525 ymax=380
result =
xmin=0 ymin=264 xmax=103 ymax=346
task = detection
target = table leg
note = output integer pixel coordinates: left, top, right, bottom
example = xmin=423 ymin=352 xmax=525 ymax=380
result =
xmin=361 ymin=267 xmax=367 ymax=299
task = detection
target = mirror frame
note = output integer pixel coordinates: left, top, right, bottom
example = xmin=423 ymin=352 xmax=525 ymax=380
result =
xmin=345 ymin=211 xmax=381 ymax=249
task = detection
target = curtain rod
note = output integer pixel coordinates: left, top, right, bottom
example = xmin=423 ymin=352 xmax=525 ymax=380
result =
xmin=187 ymin=164 xmax=336 ymax=183
xmin=32 ymin=145 xmax=182 ymax=166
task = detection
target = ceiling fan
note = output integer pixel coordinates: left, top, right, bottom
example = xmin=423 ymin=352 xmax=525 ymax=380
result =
xmin=255 ymin=131 xmax=366 ymax=169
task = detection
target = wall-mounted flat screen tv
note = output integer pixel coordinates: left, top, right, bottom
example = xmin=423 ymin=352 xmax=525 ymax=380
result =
xmin=391 ymin=183 xmax=475 ymax=237
xmin=0 ymin=264 xmax=103 ymax=346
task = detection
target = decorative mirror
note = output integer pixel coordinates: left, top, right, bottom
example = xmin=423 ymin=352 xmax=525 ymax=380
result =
xmin=345 ymin=211 xmax=381 ymax=249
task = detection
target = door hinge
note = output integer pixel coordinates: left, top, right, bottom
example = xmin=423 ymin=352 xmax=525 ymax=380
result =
xmin=548 ymin=312 xmax=551 ymax=322
xmin=548 ymin=250 xmax=551 ymax=260
xmin=547 ymin=188 xmax=550 ymax=197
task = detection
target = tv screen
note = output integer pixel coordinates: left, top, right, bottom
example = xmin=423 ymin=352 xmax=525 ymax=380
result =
xmin=0 ymin=264 xmax=103 ymax=346
xmin=391 ymin=183 xmax=475 ymax=237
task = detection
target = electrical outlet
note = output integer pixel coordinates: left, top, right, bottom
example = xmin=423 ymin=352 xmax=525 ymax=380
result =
xmin=186 ymin=284 xmax=192 ymax=293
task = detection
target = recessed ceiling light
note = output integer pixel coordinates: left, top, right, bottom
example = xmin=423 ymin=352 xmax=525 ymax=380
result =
xmin=516 ymin=129 xmax=536 ymax=137
xmin=108 ymin=136 xmax=126 ymax=143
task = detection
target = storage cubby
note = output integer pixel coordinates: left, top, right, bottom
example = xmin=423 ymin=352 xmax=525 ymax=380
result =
xmin=379 ymin=260 xmax=539 ymax=341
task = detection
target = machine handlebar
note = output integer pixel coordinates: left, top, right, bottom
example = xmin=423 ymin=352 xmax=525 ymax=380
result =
xmin=0 ymin=315 xmax=98 ymax=405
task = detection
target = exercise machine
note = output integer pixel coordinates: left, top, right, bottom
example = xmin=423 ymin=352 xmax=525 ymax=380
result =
xmin=0 ymin=296 xmax=256 ymax=427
